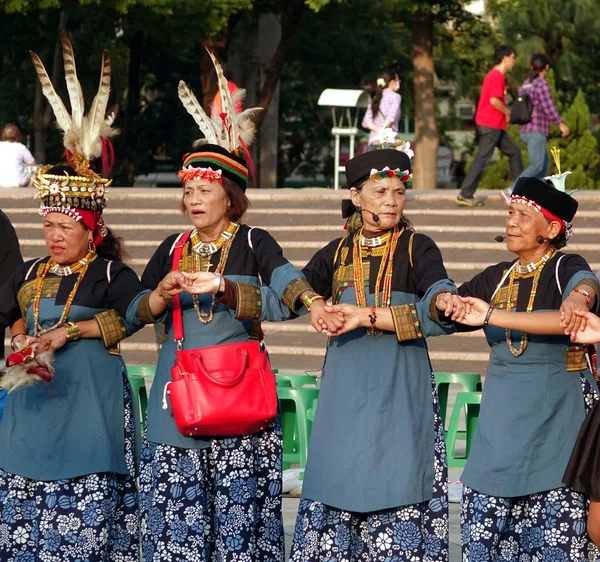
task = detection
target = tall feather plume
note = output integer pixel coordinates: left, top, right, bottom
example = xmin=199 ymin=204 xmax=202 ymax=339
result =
xmin=178 ymin=80 xmax=218 ymax=143
xmin=82 ymin=49 xmax=113 ymax=158
xmin=60 ymin=31 xmax=84 ymax=130
xmin=237 ymin=107 xmax=263 ymax=147
xmin=29 ymin=51 xmax=71 ymax=133
xmin=207 ymin=49 xmax=237 ymax=151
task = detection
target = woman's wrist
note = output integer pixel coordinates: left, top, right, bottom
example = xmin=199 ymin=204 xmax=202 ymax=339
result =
xmin=10 ymin=333 xmax=27 ymax=351
xmin=361 ymin=307 xmax=373 ymax=328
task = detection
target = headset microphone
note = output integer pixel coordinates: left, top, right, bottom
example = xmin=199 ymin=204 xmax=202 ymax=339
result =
xmin=359 ymin=208 xmax=380 ymax=222
xmin=494 ymin=236 xmax=506 ymax=242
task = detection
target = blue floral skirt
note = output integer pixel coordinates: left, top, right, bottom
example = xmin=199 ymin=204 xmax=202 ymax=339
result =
xmin=139 ymin=413 xmax=284 ymax=562
xmin=461 ymin=374 xmax=600 ymax=562
xmin=0 ymin=377 xmax=139 ymax=562
xmin=290 ymin=373 xmax=449 ymax=562
xmin=461 ymin=485 xmax=599 ymax=562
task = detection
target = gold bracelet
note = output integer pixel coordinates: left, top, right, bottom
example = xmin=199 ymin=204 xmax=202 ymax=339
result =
xmin=302 ymin=293 xmax=325 ymax=311
xmin=64 ymin=322 xmax=81 ymax=342
xmin=157 ymin=282 xmax=173 ymax=301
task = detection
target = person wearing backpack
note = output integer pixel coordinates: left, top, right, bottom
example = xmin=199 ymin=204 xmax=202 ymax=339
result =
xmin=455 ymin=45 xmax=523 ymax=208
xmin=502 ymin=54 xmax=569 ymax=203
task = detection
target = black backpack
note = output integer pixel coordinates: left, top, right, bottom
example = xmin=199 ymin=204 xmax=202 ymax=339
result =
xmin=510 ymin=86 xmax=534 ymax=125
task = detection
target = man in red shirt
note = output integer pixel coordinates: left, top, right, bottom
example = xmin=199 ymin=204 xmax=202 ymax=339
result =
xmin=456 ymin=45 xmax=523 ymax=207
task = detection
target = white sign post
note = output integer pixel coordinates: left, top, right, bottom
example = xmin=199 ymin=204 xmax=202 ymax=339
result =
xmin=317 ymin=89 xmax=371 ymax=189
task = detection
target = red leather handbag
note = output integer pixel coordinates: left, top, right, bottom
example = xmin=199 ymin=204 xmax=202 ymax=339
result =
xmin=162 ymin=232 xmax=277 ymax=437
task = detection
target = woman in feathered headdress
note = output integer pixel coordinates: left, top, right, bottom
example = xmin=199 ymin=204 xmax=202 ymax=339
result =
xmin=137 ymin=50 xmax=343 ymax=561
xmin=0 ymin=33 xmax=181 ymax=562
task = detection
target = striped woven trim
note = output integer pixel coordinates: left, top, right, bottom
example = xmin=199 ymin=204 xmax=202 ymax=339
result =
xmin=183 ymin=152 xmax=247 ymax=181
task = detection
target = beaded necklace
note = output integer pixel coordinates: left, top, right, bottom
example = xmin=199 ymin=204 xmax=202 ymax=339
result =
xmin=191 ymin=222 xmax=238 ymax=257
xmin=504 ymin=248 xmax=556 ymax=357
xmin=352 ymin=226 xmax=401 ymax=336
xmin=191 ymin=222 xmax=240 ymax=324
xmin=49 ymin=250 xmax=96 ymax=277
xmin=32 ymin=252 xmax=96 ymax=336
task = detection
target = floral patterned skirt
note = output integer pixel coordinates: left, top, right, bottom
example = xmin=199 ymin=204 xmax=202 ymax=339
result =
xmin=461 ymin=374 xmax=600 ymax=562
xmin=0 ymin=377 xmax=139 ymax=562
xmin=290 ymin=373 xmax=449 ymax=562
xmin=461 ymin=485 xmax=599 ymax=562
xmin=139 ymin=414 xmax=284 ymax=562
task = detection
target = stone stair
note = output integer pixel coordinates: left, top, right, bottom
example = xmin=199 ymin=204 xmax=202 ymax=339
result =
xmin=3 ymin=187 xmax=600 ymax=376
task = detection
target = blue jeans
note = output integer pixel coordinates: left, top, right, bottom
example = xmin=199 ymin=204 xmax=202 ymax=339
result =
xmin=519 ymin=131 xmax=549 ymax=181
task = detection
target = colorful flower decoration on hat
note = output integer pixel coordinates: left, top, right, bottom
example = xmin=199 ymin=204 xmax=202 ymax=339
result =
xmin=369 ymin=166 xmax=412 ymax=188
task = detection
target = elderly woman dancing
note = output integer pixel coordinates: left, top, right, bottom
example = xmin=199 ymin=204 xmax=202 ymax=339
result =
xmin=456 ymin=173 xmax=600 ymax=561
xmin=137 ymin=52 xmax=341 ymax=562
xmin=289 ymin=148 xmax=466 ymax=562
xmin=0 ymin=35 xmax=159 ymax=562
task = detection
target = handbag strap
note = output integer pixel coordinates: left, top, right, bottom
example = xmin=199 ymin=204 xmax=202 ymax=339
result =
xmin=171 ymin=231 xmax=192 ymax=348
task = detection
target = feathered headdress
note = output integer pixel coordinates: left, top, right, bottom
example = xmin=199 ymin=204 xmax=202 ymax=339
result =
xmin=31 ymin=32 xmax=118 ymax=180
xmin=177 ymin=49 xmax=262 ymax=191
xmin=30 ymin=32 xmax=117 ymax=245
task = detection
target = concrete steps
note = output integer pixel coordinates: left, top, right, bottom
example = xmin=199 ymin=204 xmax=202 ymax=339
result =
xmin=3 ymin=187 xmax=599 ymax=376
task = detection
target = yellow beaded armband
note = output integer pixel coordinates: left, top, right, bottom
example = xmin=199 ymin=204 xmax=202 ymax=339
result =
xmin=64 ymin=322 xmax=81 ymax=342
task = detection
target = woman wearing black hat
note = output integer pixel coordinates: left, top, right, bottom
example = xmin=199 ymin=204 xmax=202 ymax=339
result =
xmin=290 ymin=148 xmax=466 ymax=562
xmin=138 ymin=55 xmax=342 ymax=562
xmin=454 ymin=174 xmax=599 ymax=561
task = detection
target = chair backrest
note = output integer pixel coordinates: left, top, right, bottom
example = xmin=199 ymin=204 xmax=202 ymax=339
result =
xmin=127 ymin=365 xmax=156 ymax=378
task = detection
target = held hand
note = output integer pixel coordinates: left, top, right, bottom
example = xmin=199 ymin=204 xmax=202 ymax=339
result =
xmin=308 ymin=300 xmax=345 ymax=334
xmin=322 ymin=304 xmax=367 ymax=336
xmin=11 ymin=333 xmax=33 ymax=351
xmin=37 ymin=328 xmax=68 ymax=352
xmin=436 ymin=293 xmax=469 ymax=322
xmin=458 ymin=296 xmax=490 ymax=326
xmin=159 ymin=270 xmax=190 ymax=296
xmin=178 ymin=271 xmax=222 ymax=295
xmin=560 ymin=297 xmax=589 ymax=336
xmin=566 ymin=310 xmax=600 ymax=344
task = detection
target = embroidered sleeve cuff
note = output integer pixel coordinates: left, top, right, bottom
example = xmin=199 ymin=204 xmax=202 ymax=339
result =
xmin=234 ymin=282 xmax=263 ymax=320
xmin=281 ymin=277 xmax=314 ymax=311
xmin=136 ymin=292 xmax=157 ymax=325
xmin=95 ymin=309 xmax=128 ymax=347
xmin=215 ymin=278 xmax=238 ymax=309
xmin=390 ymin=303 xmax=424 ymax=342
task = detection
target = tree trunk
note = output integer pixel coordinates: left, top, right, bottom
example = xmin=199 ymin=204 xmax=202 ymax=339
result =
xmin=412 ymin=8 xmax=438 ymax=190
xmin=254 ymin=0 xmax=306 ymax=130
xmin=121 ymin=28 xmax=145 ymax=186
xmin=33 ymin=10 xmax=66 ymax=163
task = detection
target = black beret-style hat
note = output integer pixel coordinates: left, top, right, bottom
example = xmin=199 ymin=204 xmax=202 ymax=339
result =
xmin=512 ymin=176 xmax=578 ymax=223
xmin=345 ymin=149 xmax=411 ymax=189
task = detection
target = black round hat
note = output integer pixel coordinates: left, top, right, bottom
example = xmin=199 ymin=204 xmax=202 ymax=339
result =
xmin=512 ymin=176 xmax=578 ymax=222
xmin=345 ymin=149 xmax=411 ymax=189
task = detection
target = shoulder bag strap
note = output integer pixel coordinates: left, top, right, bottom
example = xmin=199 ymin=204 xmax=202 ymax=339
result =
xmin=171 ymin=232 xmax=192 ymax=347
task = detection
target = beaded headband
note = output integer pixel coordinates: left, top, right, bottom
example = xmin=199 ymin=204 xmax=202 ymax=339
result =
xmin=369 ymin=166 xmax=413 ymax=188
xmin=34 ymin=166 xmax=110 ymax=212
xmin=178 ymin=166 xmax=223 ymax=184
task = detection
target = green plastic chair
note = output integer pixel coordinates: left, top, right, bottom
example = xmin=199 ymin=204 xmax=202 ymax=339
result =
xmin=276 ymin=373 xmax=320 ymax=388
xmin=435 ymin=373 xmax=482 ymax=430
xmin=446 ymin=391 xmax=482 ymax=468
xmin=277 ymin=386 xmax=319 ymax=469
xmin=299 ymin=398 xmax=319 ymax=482
xmin=126 ymin=365 xmax=155 ymax=430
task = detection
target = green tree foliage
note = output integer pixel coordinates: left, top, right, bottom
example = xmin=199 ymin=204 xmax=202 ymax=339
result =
xmin=487 ymin=0 xmax=600 ymax=113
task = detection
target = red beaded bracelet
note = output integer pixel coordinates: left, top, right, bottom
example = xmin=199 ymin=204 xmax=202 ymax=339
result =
xmin=571 ymin=288 xmax=591 ymax=307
